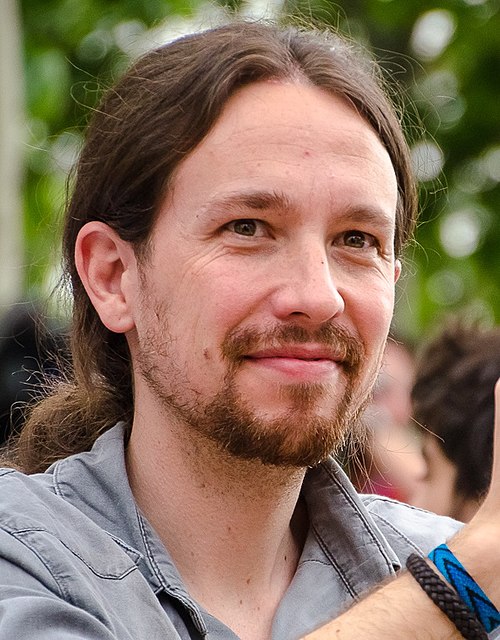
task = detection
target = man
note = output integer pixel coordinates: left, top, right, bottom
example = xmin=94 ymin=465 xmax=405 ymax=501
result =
xmin=0 ymin=21 xmax=499 ymax=639
xmin=410 ymin=322 xmax=500 ymax=522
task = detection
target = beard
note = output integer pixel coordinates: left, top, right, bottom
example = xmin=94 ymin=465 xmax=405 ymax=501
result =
xmin=136 ymin=304 xmax=372 ymax=468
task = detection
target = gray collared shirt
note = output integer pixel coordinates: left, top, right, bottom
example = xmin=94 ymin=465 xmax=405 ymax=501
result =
xmin=0 ymin=423 xmax=465 ymax=639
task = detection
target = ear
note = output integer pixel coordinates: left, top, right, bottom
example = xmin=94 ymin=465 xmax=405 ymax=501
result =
xmin=394 ymin=258 xmax=402 ymax=283
xmin=75 ymin=221 xmax=138 ymax=334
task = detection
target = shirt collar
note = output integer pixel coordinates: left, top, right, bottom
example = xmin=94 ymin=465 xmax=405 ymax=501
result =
xmin=50 ymin=424 xmax=163 ymax=590
xmin=301 ymin=458 xmax=401 ymax=587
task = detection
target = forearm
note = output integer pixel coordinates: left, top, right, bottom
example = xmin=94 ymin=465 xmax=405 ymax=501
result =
xmin=305 ymin=523 xmax=500 ymax=639
xmin=305 ymin=524 xmax=500 ymax=640
xmin=304 ymin=570 xmax=461 ymax=639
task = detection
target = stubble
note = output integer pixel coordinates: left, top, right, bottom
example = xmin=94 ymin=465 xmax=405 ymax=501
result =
xmin=136 ymin=301 xmax=372 ymax=468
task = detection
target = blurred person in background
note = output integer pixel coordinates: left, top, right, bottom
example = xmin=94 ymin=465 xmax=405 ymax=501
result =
xmin=410 ymin=321 xmax=500 ymax=522
xmin=347 ymin=338 xmax=424 ymax=503
xmin=0 ymin=302 xmax=65 ymax=445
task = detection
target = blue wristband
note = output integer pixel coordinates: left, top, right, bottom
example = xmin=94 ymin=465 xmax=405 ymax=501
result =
xmin=429 ymin=544 xmax=500 ymax=633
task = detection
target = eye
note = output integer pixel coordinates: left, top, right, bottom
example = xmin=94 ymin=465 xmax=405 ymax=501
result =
xmin=339 ymin=230 xmax=377 ymax=250
xmin=225 ymin=219 xmax=263 ymax=237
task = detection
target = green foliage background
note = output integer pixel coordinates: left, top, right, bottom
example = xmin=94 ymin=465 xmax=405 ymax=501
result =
xmin=20 ymin=0 xmax=500 ymax=339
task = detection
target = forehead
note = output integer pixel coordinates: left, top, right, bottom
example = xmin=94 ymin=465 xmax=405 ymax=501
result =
xmin=164 ymin=80 xmax=398 ymax=221
xmin=211 ymin=81 xmax=376 ymax=143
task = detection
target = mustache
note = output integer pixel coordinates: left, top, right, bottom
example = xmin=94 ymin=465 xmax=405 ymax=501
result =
xmin=221 ymin=323 xmax=364 ymax=373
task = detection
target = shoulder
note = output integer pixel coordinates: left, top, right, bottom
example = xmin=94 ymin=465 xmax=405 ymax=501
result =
xmin=0 ymin=467 xmax=58 ymax=528
xmin=0 ymin=466 xmax=141 ymax=580
xmin=0 ymin=466 xmax=89 ymax=533
xmin=0 ymin=468 xmax=178 ymax=638
xmin=361 ymin=493 xmax=463 ymax=559
xmin=0 ymin=424 xmax=129 ymax=537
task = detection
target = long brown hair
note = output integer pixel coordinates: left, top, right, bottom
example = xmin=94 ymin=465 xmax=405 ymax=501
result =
xmin=6 ymin=21 xmax=418 ymax=473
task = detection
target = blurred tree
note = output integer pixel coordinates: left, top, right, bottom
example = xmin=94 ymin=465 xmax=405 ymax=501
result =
xmin=20 ymin=0 xmax=209 ymax=303
xmin=11 ymin=0 xmax=500 ymax=338
xmin=0 ymin=0 xmax=24 ymax=309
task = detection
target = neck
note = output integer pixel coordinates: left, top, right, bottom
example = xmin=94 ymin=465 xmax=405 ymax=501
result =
xmin=126 ymin=405 xmax=308 ymax=640
xmin=451 ymin=494 xmax=482 ymax=523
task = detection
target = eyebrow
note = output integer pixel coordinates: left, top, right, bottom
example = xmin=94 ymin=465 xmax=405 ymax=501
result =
xmin=202 ymin=189 xmax=395 ymax=230
xmin=202 ymin=189 xmax=295 ymax=215
xmin=334 ymin=205 xmax=396 ymax=232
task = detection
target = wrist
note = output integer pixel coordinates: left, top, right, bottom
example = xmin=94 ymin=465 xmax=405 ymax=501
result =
xmin=406 ymin=553 xmax=488 ymax=640
xmin=447 ymin=521 xmax=500 ymax=610
xmin=428 ymin=544 xmax=500 ymax=634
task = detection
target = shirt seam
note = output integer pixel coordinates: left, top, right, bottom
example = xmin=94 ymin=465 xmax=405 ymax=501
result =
xmin=368 ymin=512 xmax=424 ymax=555
xmin=362 ymin=494 xmax=436 ymax=515
xmin=1 ymin=527 xmax=66 ymax=600
xmin=309 ymin=520 xmax=359 ymax=598
xmin=319 ymin=463 xmax=395 ymax=572
xmin=51 ymin=454 xmax=144 ymax=566
xmin=136 ymin=512 xmax=208 ymax=636
xmin=12 ymin=527 xmax=139 ymax=580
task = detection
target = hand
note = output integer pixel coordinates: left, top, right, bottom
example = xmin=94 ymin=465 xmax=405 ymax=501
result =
xmin=447 ymin=377 xmax=500 ymax=608
xmin=481 ymin=379 xmax=500 ymax=514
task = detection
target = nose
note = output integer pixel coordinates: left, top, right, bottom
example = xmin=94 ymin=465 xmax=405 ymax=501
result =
xmin=270 ymin=243 xmax=345 ymax=325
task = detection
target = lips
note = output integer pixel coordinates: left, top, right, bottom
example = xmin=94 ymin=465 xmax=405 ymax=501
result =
xmin=242 ymin=345 xmax=344 ymax=383
xmin=245 ymin=345 xmax=344 ymax=363
xmin=221 ymin=323 xmax=363 ymax=373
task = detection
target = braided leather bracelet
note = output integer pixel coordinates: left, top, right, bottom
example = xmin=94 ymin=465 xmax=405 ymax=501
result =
xmin=430 ymin=544 xmax=500 ymax=633
xmin=406 ymin=554 xmax=488 ymax=640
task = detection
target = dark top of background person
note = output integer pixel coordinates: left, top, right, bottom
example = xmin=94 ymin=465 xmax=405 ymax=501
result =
xmin=412 ymin=320 xmax=500 ymax=504
xmin=0 ymin=302 xmax=65 ymax=445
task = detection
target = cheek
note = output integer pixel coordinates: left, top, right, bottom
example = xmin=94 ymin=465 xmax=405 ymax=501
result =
xmin=210 ymin=275 xmax=266 ymax=328
xmin=348 ymin=282 xmax=394 ymax=350
xmin=174 ymin=274 xmax=264 ymax=360
xmin=415 ymin=483 xmax=438 ymax=513
xmin=423 ymin=481 xmax=453 ymax=515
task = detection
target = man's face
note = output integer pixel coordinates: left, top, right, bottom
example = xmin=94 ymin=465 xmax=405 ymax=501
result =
xmin=128 ymin=80 xmax=400 ymax=467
